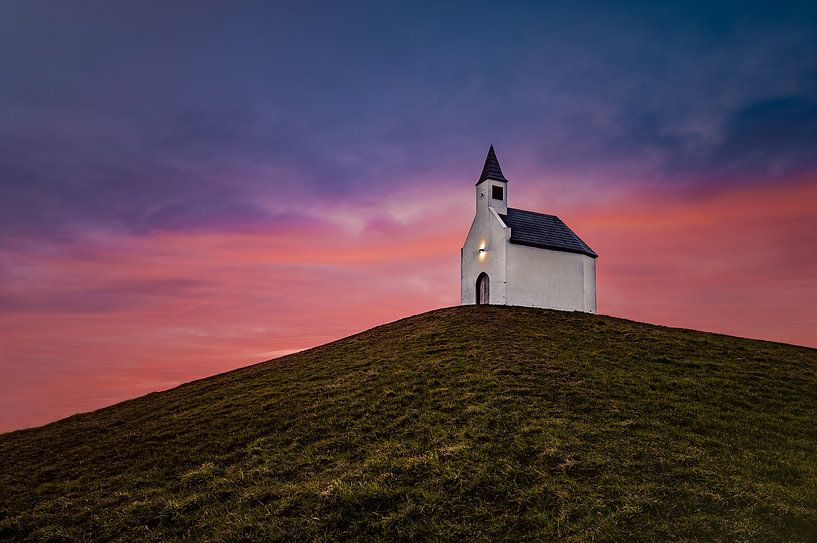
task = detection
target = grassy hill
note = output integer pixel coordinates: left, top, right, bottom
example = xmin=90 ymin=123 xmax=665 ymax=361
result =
xmin=1 ymin=306 xmax=816 ymax=542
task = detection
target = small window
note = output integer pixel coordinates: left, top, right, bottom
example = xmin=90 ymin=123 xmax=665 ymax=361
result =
xmin=492 ymin=185 xmax=504 ymax=200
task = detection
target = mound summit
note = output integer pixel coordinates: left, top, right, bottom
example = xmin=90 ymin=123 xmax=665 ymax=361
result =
xmin=1 ymin=306 xmax=816 ymax=542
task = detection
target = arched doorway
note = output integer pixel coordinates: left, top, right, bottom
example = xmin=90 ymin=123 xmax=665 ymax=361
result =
xmin=476 ymin=273 xmax=490 ymax=305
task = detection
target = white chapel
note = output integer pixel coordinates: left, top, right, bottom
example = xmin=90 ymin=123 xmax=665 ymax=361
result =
xmin=461 ymin=146 xmax=597 ymax=312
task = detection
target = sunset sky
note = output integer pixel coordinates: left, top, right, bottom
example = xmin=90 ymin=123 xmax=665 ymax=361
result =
xmin=2 ymin=1 xmax=816 ymax=433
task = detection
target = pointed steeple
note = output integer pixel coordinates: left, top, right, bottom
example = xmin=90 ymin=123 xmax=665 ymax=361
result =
xmin=476 ymin=145 xmax=508 ymax=185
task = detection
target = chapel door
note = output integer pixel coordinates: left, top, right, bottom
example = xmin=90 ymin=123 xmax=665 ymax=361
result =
xmin=476 ymin=273 xmax=490 ymax=305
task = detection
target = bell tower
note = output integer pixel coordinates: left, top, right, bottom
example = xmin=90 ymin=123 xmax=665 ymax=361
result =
xmin=475 ymin=145 xmax=508 ymax=215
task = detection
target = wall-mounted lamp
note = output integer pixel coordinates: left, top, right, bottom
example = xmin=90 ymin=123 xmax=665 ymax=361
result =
xmin=478 ymin=248 xmax=486 ymax=254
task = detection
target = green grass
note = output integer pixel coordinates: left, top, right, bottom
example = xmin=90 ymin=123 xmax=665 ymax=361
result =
xmin=2 ymin=306 xmax=817 ymax=542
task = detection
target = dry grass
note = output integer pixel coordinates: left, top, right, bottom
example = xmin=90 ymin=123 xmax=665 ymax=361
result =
xmin=1 ymin=306 xmax=816 ymax=542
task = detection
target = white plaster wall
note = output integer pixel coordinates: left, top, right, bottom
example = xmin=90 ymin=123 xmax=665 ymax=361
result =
xmin=505 ymin=243 xmax=596 ymax=313
xmin=583 ymin=256 xmax=597 ymax=313
xmin=461 ymin=207 xmax=508 ymax=305
xmin=475 ymin=180 xmax=508 ymax=215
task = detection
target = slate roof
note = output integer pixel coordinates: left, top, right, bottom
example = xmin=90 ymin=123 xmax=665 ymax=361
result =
xmin=499 ymin=208 xmax=598 ymax=258
xmin=476 ymin=145 xmax=508 ymax=185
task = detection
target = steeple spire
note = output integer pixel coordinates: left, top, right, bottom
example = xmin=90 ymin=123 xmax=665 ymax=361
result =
xmin=476 ymin=145 xmax=508 ymax=185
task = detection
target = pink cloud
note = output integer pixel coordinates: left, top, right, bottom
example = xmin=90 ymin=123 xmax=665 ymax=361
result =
xmin=569 ymin=176 xmax=817 ymax=346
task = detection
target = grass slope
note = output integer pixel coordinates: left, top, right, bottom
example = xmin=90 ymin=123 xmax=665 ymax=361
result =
xmin=1 ymin=306 xmax=817 ymax=542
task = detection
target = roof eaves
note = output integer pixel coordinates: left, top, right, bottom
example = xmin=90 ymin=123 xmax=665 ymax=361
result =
xmin=508 ymin=239 xmax=598 ymax=258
